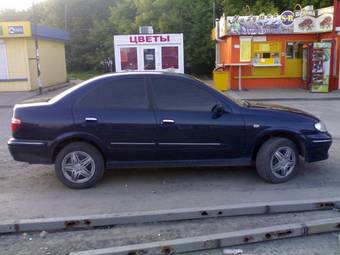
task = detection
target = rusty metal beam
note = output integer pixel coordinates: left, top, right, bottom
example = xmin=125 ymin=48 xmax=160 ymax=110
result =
xmin=0 ymin=197 xmax=339 ymax=234
xmin=69 ymin=217 xmax=340 ymax=255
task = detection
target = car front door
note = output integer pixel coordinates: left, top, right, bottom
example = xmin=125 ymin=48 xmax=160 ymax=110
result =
xmin=149 ymin=76 xmax=245 ymax=161
xmin=73 ymin=75 xmax=157 ymax=162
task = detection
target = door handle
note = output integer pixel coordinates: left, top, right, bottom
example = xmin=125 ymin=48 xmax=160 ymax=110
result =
xmin=161 ymin=119 xmax=175 ymax=124
xmin=85 ymin=117 xmax=98 ymax=122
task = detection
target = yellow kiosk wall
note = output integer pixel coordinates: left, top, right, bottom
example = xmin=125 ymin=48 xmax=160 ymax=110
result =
xmin=0 ymin=20 xmax=68 ymax=92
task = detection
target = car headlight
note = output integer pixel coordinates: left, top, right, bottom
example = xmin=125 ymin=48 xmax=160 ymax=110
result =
xmin=314 ymin=121 xmax=327 ymax=132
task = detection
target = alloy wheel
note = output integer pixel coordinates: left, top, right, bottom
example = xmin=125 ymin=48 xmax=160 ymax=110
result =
xmin=61 ymin=151 xmax=96 ymax=184
xmin=270 ymin=146 xmax=296 ymax=179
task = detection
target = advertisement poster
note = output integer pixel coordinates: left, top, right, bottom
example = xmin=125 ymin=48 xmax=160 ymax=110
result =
xmin=219 ymin=14 xmax=227 ymax=37
xmin=317 ymin=7 xmax=333 ymax=32
xmin=240 ymin=37 xmax=251 ymax=62
xmin=218 ymin=6 xmax=333 ymax=37
xmin=226 ymin=12 xmax=294 ymax=35
xmin=0 ymin=21 xmax=31 ymax=38
xmin=311 ymin=42 xmax=331 ymax=93
xmin=294 ymin=6 xmax=333 ymax=33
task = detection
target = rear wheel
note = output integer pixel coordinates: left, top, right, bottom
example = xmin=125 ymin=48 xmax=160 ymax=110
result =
xmin=55 ymin=142 xmax=104 ymax=189
xmin=256 ymin=138 xmax=299 ymax=183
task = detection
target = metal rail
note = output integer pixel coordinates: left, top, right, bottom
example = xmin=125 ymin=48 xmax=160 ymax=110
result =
xmin=0 ymin=198 xmax=339 ymax=234
xmin=70 ymin=217 xmax=340 ymax=255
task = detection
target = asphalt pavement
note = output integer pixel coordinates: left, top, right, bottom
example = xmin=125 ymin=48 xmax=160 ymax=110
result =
xmin=0 ymin=92 xmax=340 ymax=254
xmin=0 ymin=99 xmax=339 ymax=221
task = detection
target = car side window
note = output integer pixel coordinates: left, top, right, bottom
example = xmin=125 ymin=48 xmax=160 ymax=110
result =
xmin=151 ymin=77 xmax=217 ymax=112
xmin=78 ymin=77 xmax=148 ymax=109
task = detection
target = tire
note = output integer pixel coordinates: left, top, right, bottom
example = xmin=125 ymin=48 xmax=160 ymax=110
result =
xmin=55 ymin=142 xmax=105 ymax=189
xmin=256 ymin=138 xmax=299 ymax=184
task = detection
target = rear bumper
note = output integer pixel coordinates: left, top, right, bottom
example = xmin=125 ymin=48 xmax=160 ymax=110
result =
xmin=304 ymin=133 xmax=332 ymax=163
xmin=8 ymin=138 xmax=53 ymax=164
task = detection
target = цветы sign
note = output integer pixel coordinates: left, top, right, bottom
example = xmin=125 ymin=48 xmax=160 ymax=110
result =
xmin=114 ymin=34 xmax=182 ymax=45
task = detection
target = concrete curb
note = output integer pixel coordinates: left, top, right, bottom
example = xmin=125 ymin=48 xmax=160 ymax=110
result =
xmin=0 ymin=198 xmax=339 ymax=234
xmin=69 ymin=217 xmax=340 ymax=255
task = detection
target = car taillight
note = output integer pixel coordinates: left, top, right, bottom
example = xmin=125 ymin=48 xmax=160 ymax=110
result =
xmin=11 ymin=117 xmax=22 ymax=133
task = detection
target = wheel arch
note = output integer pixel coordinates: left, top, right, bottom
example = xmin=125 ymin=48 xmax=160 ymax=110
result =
xmin=51 ymin=133 xmax=107 ymax=163
xmin=251 ymin=130 xmax=305 ymax=161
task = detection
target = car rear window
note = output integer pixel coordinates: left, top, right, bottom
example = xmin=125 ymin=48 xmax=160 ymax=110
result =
xmin=78 ymin=77 xmax=148 ymax=109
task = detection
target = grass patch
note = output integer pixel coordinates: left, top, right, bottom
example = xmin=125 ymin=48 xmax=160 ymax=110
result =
xmin=68 ymin=71 xmax=101 ymax=81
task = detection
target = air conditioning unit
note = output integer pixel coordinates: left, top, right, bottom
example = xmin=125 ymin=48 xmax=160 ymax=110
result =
xmin=139 ymin=26 xmax=154 ymax=34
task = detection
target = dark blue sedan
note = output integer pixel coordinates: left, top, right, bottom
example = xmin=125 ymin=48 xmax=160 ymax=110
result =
xmin=8 ymin=72 xmax=332 ymax=188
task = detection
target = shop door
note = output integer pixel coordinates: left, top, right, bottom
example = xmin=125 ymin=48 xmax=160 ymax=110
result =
xmin=302 ymin=47 xmax=308 ymax=86
xmin=0 ymin=43 xmax=9 ymax=79
xmin=142 ymin=48 xmax=156 ymax=70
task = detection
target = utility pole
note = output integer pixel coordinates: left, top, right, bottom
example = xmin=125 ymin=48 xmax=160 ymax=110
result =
xmin=213 ymin=1 xmax=216 ymax=26
xmin=213 ymin=1 xmax=219 ymax=68
xmin=32 ymin=0 xmax=43 ymax=94
xmin=64 ymin=2 xmax=68 ymax=31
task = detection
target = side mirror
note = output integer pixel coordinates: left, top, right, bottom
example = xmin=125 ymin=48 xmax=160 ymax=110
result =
xmin=211 ymin=104 xmax=226 ymax=119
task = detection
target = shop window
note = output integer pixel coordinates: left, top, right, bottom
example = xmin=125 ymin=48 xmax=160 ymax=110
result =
xmin=162 ymin=47 xmax=179 ymax=69
xmin=120 ymin=47 xmax=138 ymax=70
xmin=262 ymin=53 xmax=271 ymax=58
xmin=286 ymin=42 xmax=303 ymax=59
xmin=253 ymin=42 xmax=281 ymax=66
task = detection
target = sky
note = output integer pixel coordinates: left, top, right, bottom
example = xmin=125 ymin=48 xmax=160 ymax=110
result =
xmin=0 ymin=0 xmax=45 ymax=10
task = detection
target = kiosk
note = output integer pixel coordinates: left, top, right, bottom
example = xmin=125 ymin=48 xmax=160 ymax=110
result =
xmin=114 ymin=33 xmax=184 ymax=73
xmin=213 ymin=3 xmax=340 ymax=92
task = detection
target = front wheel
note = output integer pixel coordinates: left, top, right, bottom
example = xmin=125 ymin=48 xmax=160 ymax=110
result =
xmin=256 ymin=138 xmax=299 ymax=183
xmin=55 ymin=142 xmax=105 ymax=189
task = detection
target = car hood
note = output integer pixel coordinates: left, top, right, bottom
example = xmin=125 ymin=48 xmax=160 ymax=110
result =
xmin=247 ymin=101 xmax=319 ymax=120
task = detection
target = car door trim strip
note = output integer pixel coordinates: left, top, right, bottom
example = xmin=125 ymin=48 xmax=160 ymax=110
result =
xmin=158 ymin=142 xmax=221 ymax=146
xmin=312 ymin=139 xmax=332 ymax=143
xmin=110 ymin=142 xmax=156 ymax=145
xmin=7 ymin=140 xmax=45 ymax=146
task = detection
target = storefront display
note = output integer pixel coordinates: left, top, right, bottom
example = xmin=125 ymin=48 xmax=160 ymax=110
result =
xmin=310 ymin=42 xmax=331 ymax=93
xmin=114 ymin=33 xmax=184 ymax=73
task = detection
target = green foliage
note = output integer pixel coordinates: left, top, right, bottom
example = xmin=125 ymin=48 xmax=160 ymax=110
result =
xmin=68 ymin=70 xmax=100 ymax=81
xmin=0 ymin=0 xmax=335 ymax=74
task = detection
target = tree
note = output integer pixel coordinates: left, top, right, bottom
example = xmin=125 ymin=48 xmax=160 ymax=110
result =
xmin=0 ymin=0 xmax=335 ymax=74
xmin=109 ymin=0 xmax=218 ymax=74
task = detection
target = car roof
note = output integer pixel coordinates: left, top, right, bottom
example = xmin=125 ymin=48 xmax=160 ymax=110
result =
xmin=91 ymin=71 xmax=193 ymax=81
xmin=49 ymin=72 xmax=199 ymax=104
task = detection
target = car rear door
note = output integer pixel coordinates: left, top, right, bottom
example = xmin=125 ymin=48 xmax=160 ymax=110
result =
xmin=73 ymin=75 xmax=157 ymax=162
xmin=149 ymin=75 xmax=245 ymax=161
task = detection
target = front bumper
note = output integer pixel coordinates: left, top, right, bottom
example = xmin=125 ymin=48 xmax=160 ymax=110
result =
xmin=304 ymin=132 xmax=332 ymax=163
xmin=8 ymin=138 xmax=53 ymax=164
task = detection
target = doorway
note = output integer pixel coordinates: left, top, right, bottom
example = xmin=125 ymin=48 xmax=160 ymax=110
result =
xmin=0 ymin=43 xmax=9 ymax=79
